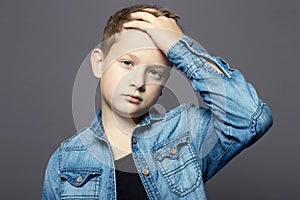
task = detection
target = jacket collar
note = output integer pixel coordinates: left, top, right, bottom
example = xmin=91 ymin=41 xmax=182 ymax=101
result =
xmin=90 ymin=107 xmax=165 ymax=139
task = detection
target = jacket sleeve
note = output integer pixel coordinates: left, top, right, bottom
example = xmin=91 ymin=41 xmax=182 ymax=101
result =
xmin=42 ymin=149 xmax=60 ymax=200
xmin=166 ymin=36 xmax=273 ymax=182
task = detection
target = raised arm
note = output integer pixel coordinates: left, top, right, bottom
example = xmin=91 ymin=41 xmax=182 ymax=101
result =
xmin=166 ymin=36 xmax=273 ymax=180
xmin=123 ymin=11 xmax=273 ymax=181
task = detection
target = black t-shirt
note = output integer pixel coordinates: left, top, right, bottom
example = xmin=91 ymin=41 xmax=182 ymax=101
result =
xmin=114 ymin=154 xmax=149 ymax=200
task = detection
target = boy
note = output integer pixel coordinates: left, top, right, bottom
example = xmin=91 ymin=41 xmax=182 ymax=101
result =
xmin=42 ymin=4 xmax=273 ymax=200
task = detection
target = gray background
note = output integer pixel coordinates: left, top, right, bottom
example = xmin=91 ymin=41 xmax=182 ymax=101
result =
xmin=0 ymin=0 xmax=299 ymax=199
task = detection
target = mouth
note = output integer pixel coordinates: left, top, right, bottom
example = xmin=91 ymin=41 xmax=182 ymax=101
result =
xmin=122 ymin=94 xmax=143 ymax=104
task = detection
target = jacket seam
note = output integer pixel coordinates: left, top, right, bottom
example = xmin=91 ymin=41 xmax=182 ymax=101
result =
xmin=206 ymin=139 xmax=234 ymax=171
xmin=178 ymin=38 xmax=231 ymax=79
xmin=250 ymin=99 xmax=265 ymax=134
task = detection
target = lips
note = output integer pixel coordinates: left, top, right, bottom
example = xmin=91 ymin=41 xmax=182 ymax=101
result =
xmin=122 ymin=94 xmax=143 ymax=103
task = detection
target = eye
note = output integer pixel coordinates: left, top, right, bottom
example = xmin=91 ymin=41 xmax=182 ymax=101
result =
xmin=120 ymin=60 xmax=134 ymax=68
xmin=148 ymin=69 xmax=161 ymax=80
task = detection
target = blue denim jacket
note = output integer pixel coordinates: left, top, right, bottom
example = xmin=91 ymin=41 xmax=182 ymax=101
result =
xmin=42 ymin=36 xmax=273 ymax=200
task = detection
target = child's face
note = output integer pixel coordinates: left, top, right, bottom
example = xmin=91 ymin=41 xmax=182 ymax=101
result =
xmin=98 ymin=30 xmax=171 ymax=119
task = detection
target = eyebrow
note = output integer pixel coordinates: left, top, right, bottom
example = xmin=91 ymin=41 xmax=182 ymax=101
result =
xmin=125 ymin=53 xmax=139 ymax=62
xmin=122 ymin=53 xmax=171 ymax=69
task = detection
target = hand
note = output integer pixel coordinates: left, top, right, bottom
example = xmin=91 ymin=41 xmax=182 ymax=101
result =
xmin=123 ymin=10 xmax=184 ymax=54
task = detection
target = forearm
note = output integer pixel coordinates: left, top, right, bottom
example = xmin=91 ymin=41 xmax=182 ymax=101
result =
xmin=166 ymin=35 xmax=273 ymax=180
xmin=166 ymin=35 xmax=271 ymax=131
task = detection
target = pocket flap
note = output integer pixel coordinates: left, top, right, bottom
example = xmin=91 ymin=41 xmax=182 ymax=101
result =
xmin=151 ymin=132 xmax=190 ymax=162
xmin=60 ymin=169 xmax=102 ymax=187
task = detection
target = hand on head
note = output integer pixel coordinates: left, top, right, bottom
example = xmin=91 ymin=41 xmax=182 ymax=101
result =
xmin=123 ymin=9 xmax=184 ymax=54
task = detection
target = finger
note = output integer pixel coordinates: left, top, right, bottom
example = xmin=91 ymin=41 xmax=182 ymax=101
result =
xmin=157 ymin=15 xmax=176 ymax=22
xmin=143 ymin=8 xmax=158 ymax=13
xmin=123 ymin=20 xmax=154 ymax=30
xmin=130 ymin=11 xmax=158 ymax=23
xmin=141 ymin=9 xmax=170 ymax=20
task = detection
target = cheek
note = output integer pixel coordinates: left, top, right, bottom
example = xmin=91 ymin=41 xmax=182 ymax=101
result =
xmin=146 ymin=85 xmax=163 ymax=100
xmin=101 ymin=68 xmax=127 ymax=95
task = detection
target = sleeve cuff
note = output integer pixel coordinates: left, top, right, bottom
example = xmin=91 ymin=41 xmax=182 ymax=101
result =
xmin=166 ymin=35 xmax=232 ymax=78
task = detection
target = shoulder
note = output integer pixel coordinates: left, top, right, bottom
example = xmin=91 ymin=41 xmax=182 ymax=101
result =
xmin=49 ymin=128 xmax=106 ymax=172
xmin=58 ymin=127 xmax=99 ymax=157
xmin=46 ymin=128 xmax=97 ymax=169
xmin=59 ymin=128 xmax=91 ymax=150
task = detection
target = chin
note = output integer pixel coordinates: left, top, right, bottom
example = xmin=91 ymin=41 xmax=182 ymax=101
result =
xmin=114 ymin=106 xmax=148 ymax=119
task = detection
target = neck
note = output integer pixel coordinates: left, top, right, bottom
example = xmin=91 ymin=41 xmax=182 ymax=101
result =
xmin=101 ymin=101 xmax=141 ymax=157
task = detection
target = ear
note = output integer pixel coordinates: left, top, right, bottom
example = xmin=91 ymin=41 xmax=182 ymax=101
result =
xmin=90 ymin=48 xmax=104 ymax=78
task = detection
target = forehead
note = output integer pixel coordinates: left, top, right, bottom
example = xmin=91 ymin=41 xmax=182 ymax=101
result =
xmin=115 ymin=29 xmax=157 ymax=50
xmin=106 ymin=30 xmax=163 ymax=60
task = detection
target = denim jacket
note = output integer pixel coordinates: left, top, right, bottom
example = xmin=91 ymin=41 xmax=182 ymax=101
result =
xmin=42 ymin=36 xmax=273 ymax=200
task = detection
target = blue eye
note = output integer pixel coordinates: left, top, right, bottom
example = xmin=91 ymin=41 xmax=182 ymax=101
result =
xmin=148 ymin=70 xmax=161 ymax=79
xmin=120 ymin=60 xmax=133 ymax=68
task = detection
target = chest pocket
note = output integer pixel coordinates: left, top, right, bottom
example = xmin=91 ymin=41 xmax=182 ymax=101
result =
xmin=151 ymin=132 xmax=202 ymax=197
xmin=59 ymin=169 xmax=102 ymax=199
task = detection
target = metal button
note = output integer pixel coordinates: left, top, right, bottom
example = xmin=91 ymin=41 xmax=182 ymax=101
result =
xmin=76 ymin=176 xmax=83 ymax=183
xmin=142 ymin=168 xmax=149 ymax=176
xmin=170 ymin=147 xmax=177 ymax=155
xmin=132 ymin=137 xmax=137 ymax=144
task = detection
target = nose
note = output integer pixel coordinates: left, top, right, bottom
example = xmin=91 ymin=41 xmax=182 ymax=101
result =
xmin=129 ymin=68 xmax=146 ymax=91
